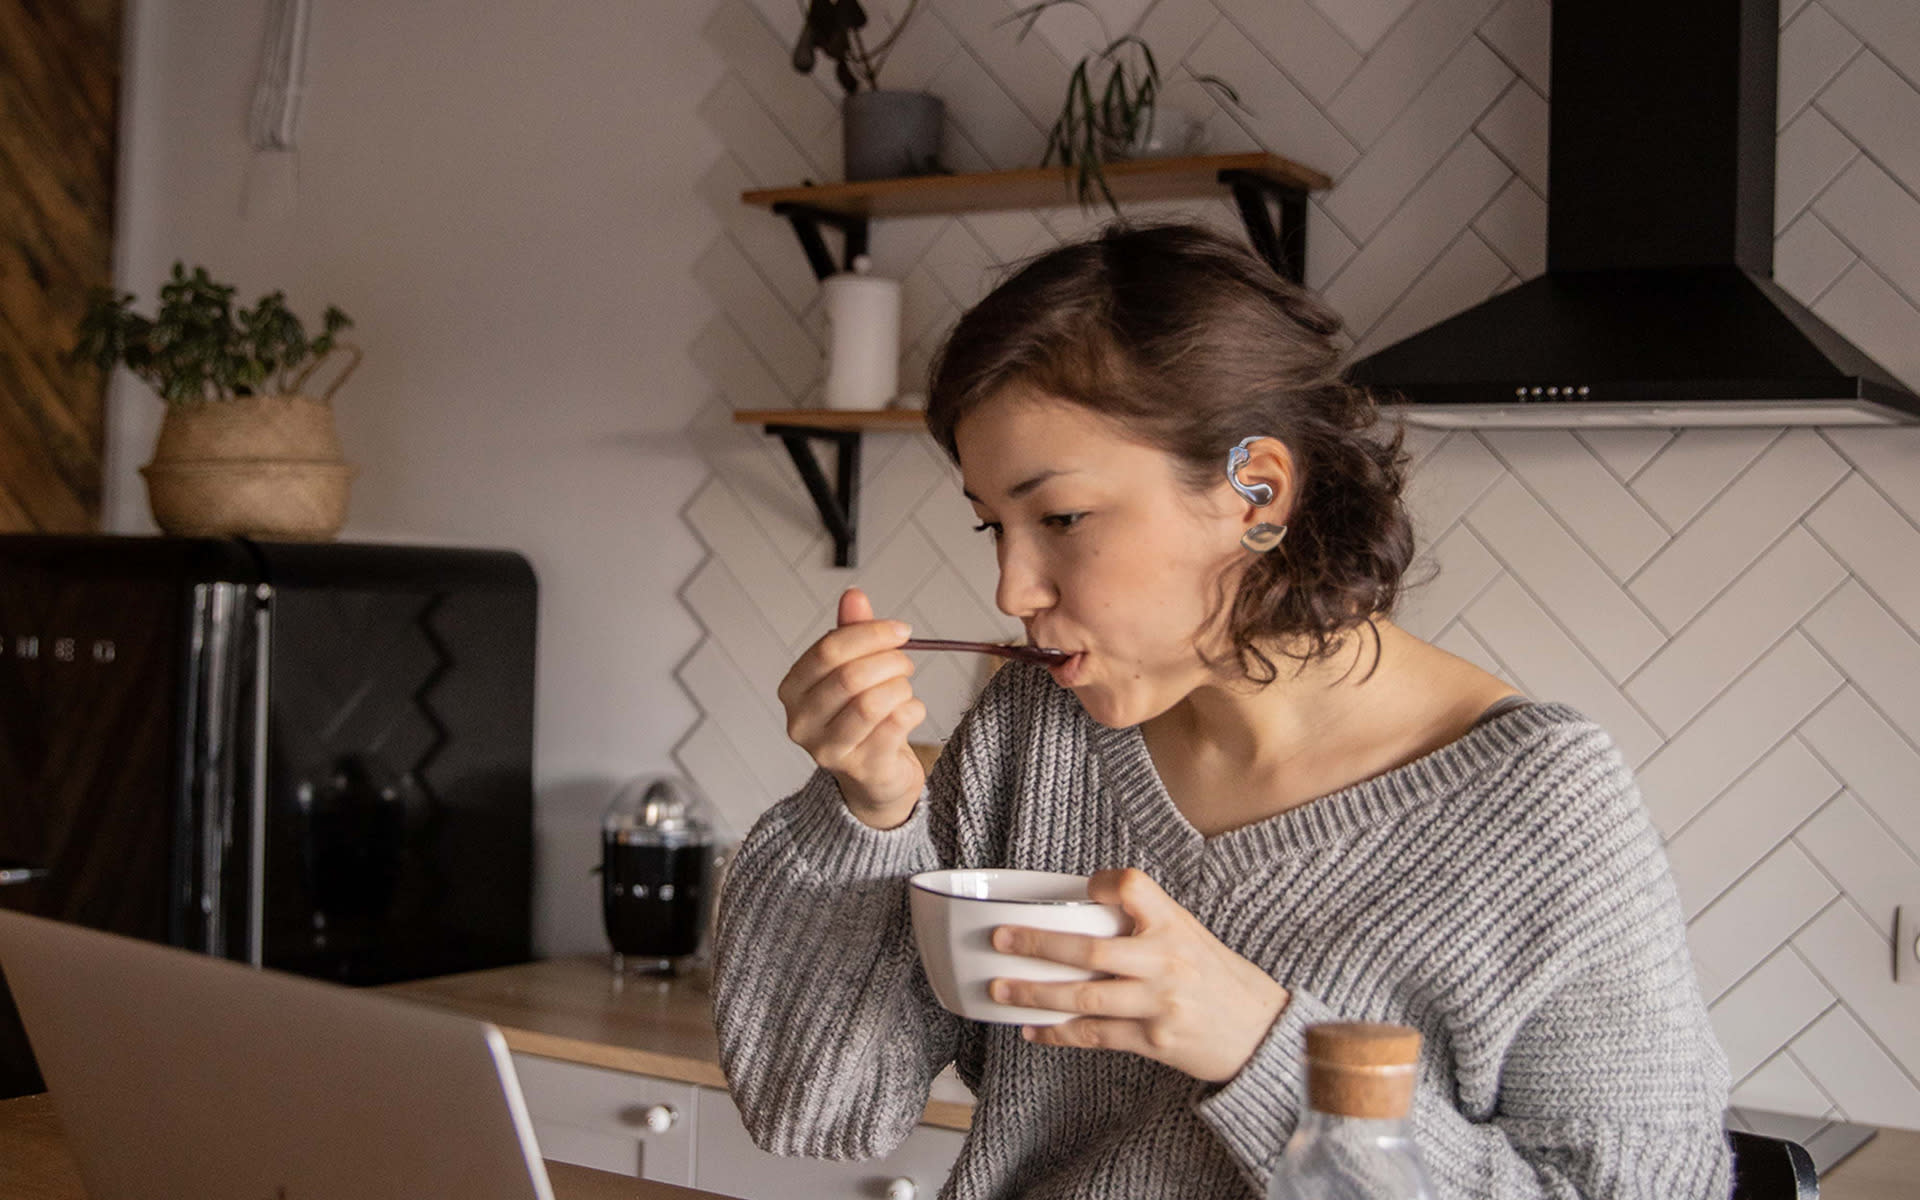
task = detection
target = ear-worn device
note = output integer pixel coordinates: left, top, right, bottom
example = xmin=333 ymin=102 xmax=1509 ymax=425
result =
xmin=1228 ymin=436 xmax=1288 ymax=553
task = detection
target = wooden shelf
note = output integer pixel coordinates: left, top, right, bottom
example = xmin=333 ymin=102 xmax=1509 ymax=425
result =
xmin=736 ymin=155 xmax=1333 ymax=562
xmin=730 ymin=408 xmax=926 ymax=432
xmin=740 ymin=152 xmax=1331 ymax=219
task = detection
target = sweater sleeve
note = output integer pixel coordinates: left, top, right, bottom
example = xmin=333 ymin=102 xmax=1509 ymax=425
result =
xmin=711 ymin=669 xmax=1026 ymax=1161
xmin=1197 ymin=727 xmax=1733 ymax=1199
xmin=710 ymin=766 xmax=957 ymax=1161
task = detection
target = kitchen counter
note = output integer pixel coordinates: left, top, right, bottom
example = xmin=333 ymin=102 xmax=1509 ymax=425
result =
xmin=380 ymin=955 xmax=974 ymax=1131
xmin=381 ymin=959 xmax=1920 ymax=1198
xmin=0 ymin=1093 xmax=720 ymax=1200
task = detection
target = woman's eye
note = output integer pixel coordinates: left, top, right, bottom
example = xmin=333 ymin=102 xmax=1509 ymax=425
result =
xmin=1042 ymin=512 xmax=1087 ymax=532
xmin=972 ymin=521 xmax=1003 ymax=541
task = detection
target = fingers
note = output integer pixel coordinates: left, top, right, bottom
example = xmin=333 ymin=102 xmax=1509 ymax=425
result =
xmin=1020 ymin=1017 xmax=1163 ymax=1054
xmin=808 ymin=676 xmax=927 ymax=770
xmin=989 ymin=976 xmax=1158 ymax=1020
xmin=990 ymin=925 xmax=1149 ymax=977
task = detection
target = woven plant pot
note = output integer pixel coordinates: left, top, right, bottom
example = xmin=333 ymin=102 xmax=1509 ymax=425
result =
xmin=142 ymin=393 xmax=357 ymax=541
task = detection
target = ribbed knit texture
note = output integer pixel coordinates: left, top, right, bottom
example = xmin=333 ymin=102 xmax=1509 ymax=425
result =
xmin=713 ymin=663 xmax=1733 ymax=1199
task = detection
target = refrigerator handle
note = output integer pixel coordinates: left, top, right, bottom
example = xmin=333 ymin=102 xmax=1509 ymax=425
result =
xmin=248 ymin=584 xmax=272 ymax=967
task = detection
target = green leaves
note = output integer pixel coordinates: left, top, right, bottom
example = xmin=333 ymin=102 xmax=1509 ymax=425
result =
xmin=1006 ymin=1 xmax=1246 ymax=214
xmin=70 ymin=262 xmax=355 ymax=406
xmin=792 ymin=0 xmax=918 ymax=93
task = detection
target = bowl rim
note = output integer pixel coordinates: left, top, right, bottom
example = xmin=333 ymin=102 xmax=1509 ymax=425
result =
xmin=908 ymin=868 xmax=1104 ymax=907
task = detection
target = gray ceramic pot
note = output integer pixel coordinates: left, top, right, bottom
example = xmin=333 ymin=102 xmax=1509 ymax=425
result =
xmin=843 ymin=90 xmax=944 ymax=181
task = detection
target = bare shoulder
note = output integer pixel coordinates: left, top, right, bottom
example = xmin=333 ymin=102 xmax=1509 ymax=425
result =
xmin=1379 ymin=620 xmax=1521 ymax=727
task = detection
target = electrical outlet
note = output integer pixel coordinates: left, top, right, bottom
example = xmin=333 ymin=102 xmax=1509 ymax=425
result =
xmin=1896 ymin=908 xmax=1920 ymax=986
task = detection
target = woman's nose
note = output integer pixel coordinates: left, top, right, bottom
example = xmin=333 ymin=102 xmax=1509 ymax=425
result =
xmin=994 ymin=540 xmax=1054 ymax=619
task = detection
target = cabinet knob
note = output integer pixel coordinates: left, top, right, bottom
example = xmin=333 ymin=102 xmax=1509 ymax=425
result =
xmin=884 ymin=1178 xmax=917 ymax=1200
xmin=641 ymin=1104 xmax=678 ymax=1134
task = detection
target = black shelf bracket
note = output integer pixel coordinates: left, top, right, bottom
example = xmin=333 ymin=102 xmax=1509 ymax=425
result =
xmin=772 ymin=202 xmax=872 ymax=282
xmin=764 ymin=424 xmax=863 ymax=567
xmin=1218 ymin=169 xmax=1309 ymax=284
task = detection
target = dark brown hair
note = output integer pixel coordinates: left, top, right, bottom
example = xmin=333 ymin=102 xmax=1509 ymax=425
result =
xmin=926 ymin=221 xmax=1416 ymax=683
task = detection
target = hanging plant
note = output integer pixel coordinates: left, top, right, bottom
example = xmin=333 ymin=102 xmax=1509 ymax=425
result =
xmin=1003 ymin=1 xmax=1245 ymax=212
xmin=790 ymin=0 xmax=922 ymax=94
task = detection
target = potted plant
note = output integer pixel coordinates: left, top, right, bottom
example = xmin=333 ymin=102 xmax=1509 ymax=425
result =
xmin=1004 ymin=1 xmax=1244 ymax=212
xmin=73 ymin=263 xmax=360 ymax=541
xmin=791 ymin=0 xmax=943 ymax=181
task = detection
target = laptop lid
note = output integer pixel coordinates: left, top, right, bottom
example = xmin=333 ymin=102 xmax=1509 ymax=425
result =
xmin=0 ymin=909 xmax=555 ymax=1200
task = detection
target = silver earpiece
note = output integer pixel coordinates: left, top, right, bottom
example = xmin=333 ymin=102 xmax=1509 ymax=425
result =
xmin=1227 ymin=437 xmax=1275 ymax=506
xmin=1228 ymin=437 xmax=1287 ymax=553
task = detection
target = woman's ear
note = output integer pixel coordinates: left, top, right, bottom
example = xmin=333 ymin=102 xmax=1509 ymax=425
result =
xmin=1230 ymin=437 xmax=1296 ymax=521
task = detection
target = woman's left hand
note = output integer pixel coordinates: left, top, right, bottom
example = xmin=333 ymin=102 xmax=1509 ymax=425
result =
xmin=989 ymin=868 xmax=1290 ymax=1083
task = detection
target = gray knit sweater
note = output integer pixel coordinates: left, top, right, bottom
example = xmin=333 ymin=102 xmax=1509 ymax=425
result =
xmin=713 ymin=663 xmax=1732 ymax=1199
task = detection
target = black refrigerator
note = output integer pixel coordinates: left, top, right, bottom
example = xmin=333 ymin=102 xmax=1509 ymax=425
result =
xmin=0 ymin=535 xmax=538 ymax=1097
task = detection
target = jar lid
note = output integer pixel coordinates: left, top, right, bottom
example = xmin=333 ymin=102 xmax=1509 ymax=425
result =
xmin=1303 ymin=1022 xmax=1421 ymax=1120
xmin=604 ymin=775 xmax=711 ymax=841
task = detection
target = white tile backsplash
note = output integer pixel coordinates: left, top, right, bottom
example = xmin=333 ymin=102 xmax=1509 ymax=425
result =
xmin=1629 ymin=430 xmax=1849 ymax=632
xmin=1476 ymin=0 xmax=1550 ymax=96
xmin=1793 ymin=1007 xmax=1920 ymax=1129
xmin=1778 ymin=1 xmax=1863 ymax=128
xmin=1800 ymin=686 xmax=1920 ymax=854
xmin=1820 ymin=51 xmax=1920 ymax=197
xmin=1465 ymin=475 xmax=1666 ymax=679
xmin=1324 ymin=0 xmax=1501 ymax=146
xmin=1664 ymin=739 xmax=1839 ymax=919
xmin=1636 ymin=634 xmax=1843 ymax=836
xmin=1622 ymin=428 xmax=1778 ymax=533
xmin=1774 ymin=108 xmax=1859 ymax=234
xmin=1624 ymin=528 xmax=1847 ymax=735
xmin=1710 ymin=948 xmax=1836 ymax=1083
xmin=1481 ymin=429 xmax=1667 ymax=577
xmin=690 ymin=0 xmax=1920 ymax=1129
xmin=1324 ymin=38 xmax=1512 ymax=240
xmin=1689 ymin=844 xmax=1838 ymax=1001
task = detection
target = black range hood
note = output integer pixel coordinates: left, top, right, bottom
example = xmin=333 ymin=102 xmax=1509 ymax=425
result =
xmin=1347 ymin=0 xmax=1920 ymax=428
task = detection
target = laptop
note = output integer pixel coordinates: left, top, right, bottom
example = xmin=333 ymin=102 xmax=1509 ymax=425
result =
xmin=0 ymin=908 xmax=556 ymax=1200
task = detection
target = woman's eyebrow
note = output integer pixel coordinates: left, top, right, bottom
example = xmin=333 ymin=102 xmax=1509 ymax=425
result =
xmin=962 ymin=469 xmax=1075 ymax=504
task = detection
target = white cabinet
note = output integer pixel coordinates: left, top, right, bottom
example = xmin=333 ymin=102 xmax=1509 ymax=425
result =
xmin=694 ymin=1086 xmax=965 ymax=1200
xmin=512 ymin=1053 xmax=698 ymax=1185
xmin=510 ymin=1053 xmax=966 ymax=1199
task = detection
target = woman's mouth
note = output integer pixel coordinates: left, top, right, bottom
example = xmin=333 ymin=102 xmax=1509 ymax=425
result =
xmin=1048 ymin=651 xmax=1086 ymax=686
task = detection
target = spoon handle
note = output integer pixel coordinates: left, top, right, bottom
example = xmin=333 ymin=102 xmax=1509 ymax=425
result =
xmin=902 ymin=638 xmax=1070 ymax=666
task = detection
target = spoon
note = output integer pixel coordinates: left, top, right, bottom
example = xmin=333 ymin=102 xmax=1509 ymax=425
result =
xmin=903 ymin=638 xmax=1072 ymax=667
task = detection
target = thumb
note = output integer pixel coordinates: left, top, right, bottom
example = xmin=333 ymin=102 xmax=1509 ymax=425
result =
xmin=1088 ymin=868 xmax=1165 ymax=933
xmin=837 ymin=587 xmax=875 ymax=628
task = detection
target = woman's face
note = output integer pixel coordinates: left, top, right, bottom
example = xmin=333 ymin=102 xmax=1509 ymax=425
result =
xmin=954 ymin=383 xmax=1254 ymax=728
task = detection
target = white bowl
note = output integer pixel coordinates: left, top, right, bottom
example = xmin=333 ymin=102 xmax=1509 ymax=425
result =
xmin=908 ymin=869 xmax=1129 ymax=1026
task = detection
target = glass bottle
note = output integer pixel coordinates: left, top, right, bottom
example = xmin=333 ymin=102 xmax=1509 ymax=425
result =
xmin=1267 ymin=1022 xmax=1436 ymax=1200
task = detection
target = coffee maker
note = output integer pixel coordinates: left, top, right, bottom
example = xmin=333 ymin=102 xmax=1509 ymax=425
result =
xmin=0 ymin=535 xmax=538 ymax=1096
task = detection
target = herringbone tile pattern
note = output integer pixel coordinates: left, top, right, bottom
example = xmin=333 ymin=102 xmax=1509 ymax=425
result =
xmin=681 ymin=0 xmax=1920 ymax=1127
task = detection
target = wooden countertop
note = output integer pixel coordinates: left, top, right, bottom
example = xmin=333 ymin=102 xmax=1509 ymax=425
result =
xmin=378 ymin=958 xmax=1920 ymax=1195
xmin=380 ymin=956 xmax=974 ymax=1131
xmin=0 ymin=1093 xmax=718 ymax=1200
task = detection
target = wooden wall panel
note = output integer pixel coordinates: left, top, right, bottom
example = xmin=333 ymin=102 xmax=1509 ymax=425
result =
xmin=0 ymin=0 xmax=119 ymax=532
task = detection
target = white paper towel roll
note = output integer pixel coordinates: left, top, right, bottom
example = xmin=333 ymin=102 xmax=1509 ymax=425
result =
xmin=823 ymin=257 xmax=901 ymax=410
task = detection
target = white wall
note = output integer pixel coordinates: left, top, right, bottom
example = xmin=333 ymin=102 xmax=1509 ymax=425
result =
xmin=686 ymin=0 xmax=1920 ymax=1130
xmin=109 ymin=0 xmax=723 ymax=955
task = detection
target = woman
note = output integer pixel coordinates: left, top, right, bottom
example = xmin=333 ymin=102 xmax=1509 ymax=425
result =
xmin=712 ymin=223 xmax=1730 ymax=1199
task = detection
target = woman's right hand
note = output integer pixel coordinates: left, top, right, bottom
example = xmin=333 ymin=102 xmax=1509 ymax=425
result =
xmin=777 ymin=588 xmax=927 ymax=829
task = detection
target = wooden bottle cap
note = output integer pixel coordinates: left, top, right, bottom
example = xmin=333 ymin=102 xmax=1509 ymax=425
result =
xmin=1304 ymin=1022 xmax=1421 ymax=1120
